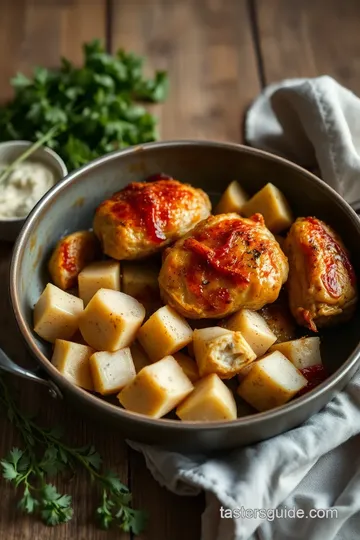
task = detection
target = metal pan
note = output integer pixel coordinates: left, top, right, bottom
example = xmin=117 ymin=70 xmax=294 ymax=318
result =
xmin=6 ymin=141 xmax=360 ymax=453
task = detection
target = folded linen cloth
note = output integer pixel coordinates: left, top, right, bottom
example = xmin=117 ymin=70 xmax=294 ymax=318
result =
xmin=130 ymin=77 xmax=360 ymax=540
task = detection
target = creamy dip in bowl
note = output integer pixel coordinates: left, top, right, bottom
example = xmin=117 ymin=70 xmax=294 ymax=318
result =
xmin=0 ymin=141 xmax=67 ymax=241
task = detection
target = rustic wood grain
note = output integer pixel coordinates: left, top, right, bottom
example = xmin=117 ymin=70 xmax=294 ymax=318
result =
xmin=255 ymin=0 xmax=360 ymax=92
xmin=0 ymin=2 xmax=131 ymax=540
xmin=111 ymin=0 xmax=261 ymax=142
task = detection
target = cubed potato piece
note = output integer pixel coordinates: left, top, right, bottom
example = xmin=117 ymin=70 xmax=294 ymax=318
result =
xmin=187 ymin=319 xmax=217 ymax=358
xmin=224 ymin=309 xmax=276 ymax=357
xmin=241 ymin=183 xmax=293 ymax=233
xmin=78 ymin=260 xmax=120 ymax=306
xmin=51 ymin=339 xmax=94 ymax=390
xmin=118 ymin=355 xmax=194 ymax=418
xmin=270 ymin=337 xmax=321 ymax=369
xmin=79 ymin=289 xmax=145 ymax=352
xmin=177 ymin=373 xmax=237 ymax=421
xmin=122 ymin=261 xmax=160 ymax=315
xmin=48 ymin=230 xmax=99 ymax=290
xmin=173 ymin=352 xmax=200 ymax=383
xmin=237 ymin=351 xmax=307 ymax=411
xmin=130 ymin=341 xmax=150 ymax=372
xmin=137 ymin=305 xmax=193 ymax=362
xmin=214 ymin=181 xmax=248 ymax=215
xmin=34 ymin=283 xmax=83 ymax=343
xmin=90 ymin=348 xmax=136 ymax=395
xmin=259 ymin=302 xmax=297 ymax=343
xmin=193 ymin=327 xmax=256 ymax=379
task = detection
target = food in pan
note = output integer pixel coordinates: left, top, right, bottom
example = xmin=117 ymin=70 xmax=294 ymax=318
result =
xmin=284 ymin=217 xmax=357 ymax=331
xmin=241 ymin=182 xmax=293 ymax=233
xmin=33 ymin=175 xmax=358 ymax=422
xmin=159 ymin=213 xmax=289 ymax=319
xmin=214 ymin=180 xmax=248 ymax=214
xmin=48 ymin=230 xmax=99 ymax=290
xmin=93 ymin=177 xmax=211 ymax=260
xmin=237 ymin=351 xmax=308 ymax=412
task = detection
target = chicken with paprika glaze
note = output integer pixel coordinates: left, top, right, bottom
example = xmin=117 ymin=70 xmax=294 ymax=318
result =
xmin=93 ymin=176 xmax=211 ymax=260
xmin=159 ymin=213 xmax=289 ymax=319
xmin=284 ymin=217 xmax=357 ymax=331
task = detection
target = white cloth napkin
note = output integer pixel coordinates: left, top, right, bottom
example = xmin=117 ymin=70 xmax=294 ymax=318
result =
xmin=130 ymin=77 xmax=360 ymax=540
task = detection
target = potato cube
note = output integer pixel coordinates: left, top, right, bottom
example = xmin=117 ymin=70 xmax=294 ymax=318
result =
xmin=177 ymin=373 xmax=237 ymax=422
xmin=130 ymin=341 xmax=150 ymax=372
xmin=118 ymin=355 xmax=194 ymax=418
xmin=34 ymin=283 xmax=83 ymax=343
xmin=78 ymin=260 xmax=120 ymax=306
xmin=224 ymin=309 xmax=276 ymax=357
xmin=122 ymin=261 xmax=160 ymax=314
xmin=215 ymin=181 xmax=248 ymax=215
xmin=187 ymin=319 xmax=217 ymax=358
xmin=90 ymin=348 xmax=136 ymax=395
xmin=237 ymin=351 xmax=307 ymax=411
xmin=51 ymin=339 xmax=94 ymax=390
xmin=137 ymin=305 xmax=193 ymax=362
xmin=241 ymin=183 xmax=293 ymax=233
xmin=79 ymin=289 xmax=145 ymax=351
xmin=173 ymin=352 xmax=200 ymax=383
xmin=270 ymin=337 xmax=321 ymax=369
xmin=193 ymin=327 xmax=256 ymax=379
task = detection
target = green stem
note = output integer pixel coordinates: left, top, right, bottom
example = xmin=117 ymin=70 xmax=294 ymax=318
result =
xmin=0 ymin=125 xmax=60 ymax=187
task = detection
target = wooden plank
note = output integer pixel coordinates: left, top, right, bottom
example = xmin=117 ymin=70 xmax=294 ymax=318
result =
xmin=0 ymin=2 xmax=131 ymax=540
xmin=111 ymin=0 xmax=261 ymax=142
xmin=256 ymin=0 xmax=360 ymax=93
xmin=0 ymin=0 xmax=107 ymax=101
xmin=111 ymin=1 xmax=261 ymax=538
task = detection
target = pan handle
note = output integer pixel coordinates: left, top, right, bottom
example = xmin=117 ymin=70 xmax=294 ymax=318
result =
xmin=0 ymin=347 xmax=62 ymax=399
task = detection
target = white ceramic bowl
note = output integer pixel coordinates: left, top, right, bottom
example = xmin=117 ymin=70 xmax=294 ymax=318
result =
xmin=0 ymin=140 xmax=68 ymax=242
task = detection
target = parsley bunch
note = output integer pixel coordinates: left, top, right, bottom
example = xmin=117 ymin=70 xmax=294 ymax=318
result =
xmin=0 ymin=39 xmax=168 ymax=170
xmin=0 ymin=377 xmax=146 ymax=534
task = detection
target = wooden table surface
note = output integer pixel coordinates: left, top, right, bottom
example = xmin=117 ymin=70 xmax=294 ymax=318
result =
xmin=1 ymin=1 xmax=360 ymax=539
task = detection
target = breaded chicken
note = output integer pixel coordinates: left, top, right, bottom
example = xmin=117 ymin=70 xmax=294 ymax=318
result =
xmin=93 ymin=177 xmax=211 ymax=260
xmin=159 ymin=213 xmax=289 ymax=319
xmin=284 ymin=217 xmax=357 ymax=331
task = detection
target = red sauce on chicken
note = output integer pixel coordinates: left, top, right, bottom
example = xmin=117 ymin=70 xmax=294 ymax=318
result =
xmin=107 ymin=179 xmax=193 ymax=244
xmin=60 ymin=241 xmax=77 ymax=273
xmin=183 ymin=219 xmax=262 ymax=285
xmin=302 ymin=217 xmax=355 ymax=298
xmin=181 ymin=216 xmax=279 ymax=314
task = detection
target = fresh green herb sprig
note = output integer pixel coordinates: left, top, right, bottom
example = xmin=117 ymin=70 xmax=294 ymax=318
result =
xmin=0 ymin=377 xmax=146 ymax=533
xmin=0 ymin=39 xmax=168 ymax=171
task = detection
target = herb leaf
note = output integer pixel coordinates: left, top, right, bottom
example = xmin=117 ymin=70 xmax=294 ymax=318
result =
xmin=0 ymin=376 xmax=146 ymax=534
xmin=0 ymin=39 xmax=168 ymax=171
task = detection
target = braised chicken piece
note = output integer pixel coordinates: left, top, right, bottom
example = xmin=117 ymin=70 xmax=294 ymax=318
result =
xmin=159 ymin=213 xmax=289 ymax=319
xmin=284 ymin=217 xmax=357 ymax=331
xmin=48 ymin=230 xmax=99 ymax=290
xmin=93 ymin=177 xmax=211 ymax=260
